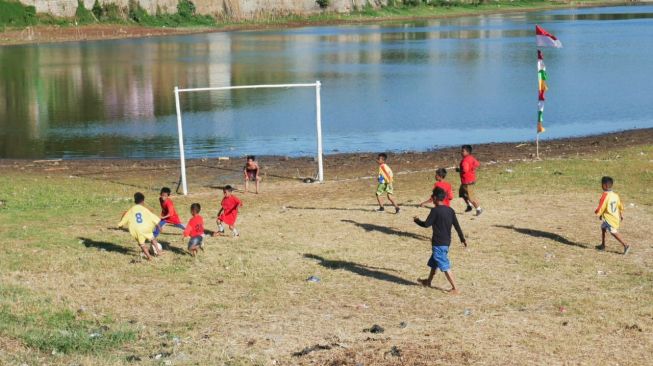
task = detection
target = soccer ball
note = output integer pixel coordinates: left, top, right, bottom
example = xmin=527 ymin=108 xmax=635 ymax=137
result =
xmin=151 ymin=242 xmax=162 ymax=255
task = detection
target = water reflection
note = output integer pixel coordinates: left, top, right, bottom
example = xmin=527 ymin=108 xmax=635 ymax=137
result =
xmin=1 ymin=5 xmax=652 ymax=158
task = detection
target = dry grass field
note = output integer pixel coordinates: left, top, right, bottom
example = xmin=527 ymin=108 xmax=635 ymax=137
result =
xmin=1 ymin=132 xmax=652 ymax=365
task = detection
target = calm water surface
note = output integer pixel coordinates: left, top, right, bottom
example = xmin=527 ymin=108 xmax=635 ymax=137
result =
xmin=1 ymin=5 xmax=652 ymax=159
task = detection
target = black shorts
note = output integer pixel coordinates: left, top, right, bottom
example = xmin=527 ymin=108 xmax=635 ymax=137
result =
xmin=246 ymin=170 xmax=258 ymax=181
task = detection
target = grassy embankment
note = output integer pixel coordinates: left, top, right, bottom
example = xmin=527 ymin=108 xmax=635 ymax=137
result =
xmin=1 ymin=142 xmax=652 ymax=365
xmin=0 ymin=0 xmax=632 ymax=31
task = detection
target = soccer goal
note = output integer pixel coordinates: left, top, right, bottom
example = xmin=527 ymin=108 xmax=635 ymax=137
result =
xmin=173 ymin=81 xmax=324 ymax=195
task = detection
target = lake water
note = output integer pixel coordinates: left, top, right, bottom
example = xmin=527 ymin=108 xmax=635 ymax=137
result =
xmin=1 ymin=5 xmax=652 ymax=159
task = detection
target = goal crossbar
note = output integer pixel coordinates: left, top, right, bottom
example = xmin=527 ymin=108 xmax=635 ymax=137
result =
xmin=173 ymin=81 xmax=324 ymax=195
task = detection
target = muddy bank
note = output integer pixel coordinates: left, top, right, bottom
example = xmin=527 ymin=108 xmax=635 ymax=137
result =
xmin=0 ymin=24 xmax=204 ymax=46
xmin=1 ymin=129 xmax=651 ymax=188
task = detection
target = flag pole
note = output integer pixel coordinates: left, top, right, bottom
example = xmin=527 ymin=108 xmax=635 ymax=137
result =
xmin=534 ymin=25 xmax=562 ymax=161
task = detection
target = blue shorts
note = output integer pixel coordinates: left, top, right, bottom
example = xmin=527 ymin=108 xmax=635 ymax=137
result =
xmin=427 ymin=245 xmax=451 ymax=272
xmin=601 ymin=221 xmax=618 ymax=234
xmin=187 ymin=236 xmax=203 ymax=250
xmin=153 ymin=221 xmax=186 ymax=237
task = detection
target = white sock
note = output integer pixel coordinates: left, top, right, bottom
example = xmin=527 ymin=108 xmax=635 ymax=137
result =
xmin=232 ymin=228 xmax=239 ymax=237
xmin=218 ymin=224 xmax=225 ymax=232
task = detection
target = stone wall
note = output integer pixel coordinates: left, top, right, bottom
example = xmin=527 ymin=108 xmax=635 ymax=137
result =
xmin=19 ymin=0 xmax=386 ymax=19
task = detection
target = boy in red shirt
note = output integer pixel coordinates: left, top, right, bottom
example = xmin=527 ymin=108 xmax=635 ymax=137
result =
xmin=456 ymin=145 xmax=483 ymax=216
xmin=182 ymin=203 xmax=204 ymax=256
xmin=214 ymin=185 xmax=242 ymax=238
xmin=153 ymin=187 xmax=185 ymax=238
xmin=420 ymin=168 xmax=454 ymax=207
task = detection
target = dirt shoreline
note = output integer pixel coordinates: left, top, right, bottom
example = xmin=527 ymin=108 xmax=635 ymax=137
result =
xmin=2 ymin=128 xmax=651 ymax=185
xmin=0 ymin=1 xmax=634 ymax=47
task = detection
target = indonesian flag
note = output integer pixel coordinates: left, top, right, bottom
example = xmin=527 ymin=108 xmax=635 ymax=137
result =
xmin=536 ymin=25 xmax=562 ymax=48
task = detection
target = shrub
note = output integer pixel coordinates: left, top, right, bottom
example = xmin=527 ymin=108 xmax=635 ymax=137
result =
xmin=128 ymin=0 xmax=149 ymax=23
xmin=92 ymin=0 xmax=103 ymax=18
xmin=75 ymin=0 xmax=97 ymax=24
xmin=316 ymin=0 xmax=329 ymax=9
xmin=177 ymin=0 xmax=196 ymax=18
xmin=0 ymin=0 xmax=37 ymax=27
xmin=362 ymin=1 xmax=375 ymax=14
xmin=103 ymin=3 xmax=123 ymax=21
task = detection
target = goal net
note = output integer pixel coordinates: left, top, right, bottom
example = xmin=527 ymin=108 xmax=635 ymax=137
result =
xmin=173 ymin=82 xmax=324 ymax=195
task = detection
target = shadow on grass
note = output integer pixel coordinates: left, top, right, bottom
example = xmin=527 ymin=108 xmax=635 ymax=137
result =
xmin=79 ymin=237 xmax=133 ymax=255
xmin=84 ymin=235 xmax=189 ymax=256
xmin=493 ymin=225 xmax=587 ymax=248
xmin=158 ymin=241 xmax=189 ymax=256
xmin=304 ymin=254 xmax=416 ymax=286
xmin=286 ymin=205 xmax=372 ymax=213
xmin=341 ymin=219 xmax=430 ymax=241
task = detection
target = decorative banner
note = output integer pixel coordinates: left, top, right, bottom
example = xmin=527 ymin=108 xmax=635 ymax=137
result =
xmin=537 ymin=101 xmax=545 ymax=133
xmin=535 ymin=25 xmax=561 ymax=135
xmin=536 ymin=25 xmax=563 ymax=48
xmin=537 ymin=50 xmax=547 ymax=133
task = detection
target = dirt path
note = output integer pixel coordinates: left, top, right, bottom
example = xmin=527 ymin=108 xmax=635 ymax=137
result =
xmin=2 ymin=128 xmax=651 ymax=191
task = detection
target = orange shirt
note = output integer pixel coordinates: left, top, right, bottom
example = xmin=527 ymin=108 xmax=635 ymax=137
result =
xmin=183 ymin=215 xmax=204 ymax=237
xmin=432 ymin=180 xmax=454 ymax=207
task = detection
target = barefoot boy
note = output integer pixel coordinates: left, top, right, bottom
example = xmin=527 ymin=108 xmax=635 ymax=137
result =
xmin=182 ymin=203 xmax=204 ymax=256
xmin=243 ymin=155 xmax=261 ymax=194
xmin=375 ymin=153 xmax=400 ymax=214
xmin=457 ymin=145 xmax=483 ymax=216
xmin=153 ymin=187 xmax=185 ymax=238
xmin=595 ymin=176 xmax=631 ymax=254
xmin=414 ymin=188 xmax=467 ymax=294
xmin=215 ymin=185 xmax=242 ymax=238
xmin=420 ymin=168 xmax=454 ymax=207
xmin=118 ymin=192 xmax=163 ymax=260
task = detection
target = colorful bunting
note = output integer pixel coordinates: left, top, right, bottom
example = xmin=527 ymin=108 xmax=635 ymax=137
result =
xmin=537 ymin=50 xmax=547 ymax=133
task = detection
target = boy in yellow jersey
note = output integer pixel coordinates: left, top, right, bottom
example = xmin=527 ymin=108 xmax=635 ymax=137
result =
xmin=118 ymin=192 xmax=163 ymax=260
xmin=375 ymin=153 xmax=400 ymax=214
xmin=595 ymin=176 xmax=631 ymax=255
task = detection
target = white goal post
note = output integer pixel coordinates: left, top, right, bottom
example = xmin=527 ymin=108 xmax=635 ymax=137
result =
xmin=173 ymin=81 xmax=324 ymax=195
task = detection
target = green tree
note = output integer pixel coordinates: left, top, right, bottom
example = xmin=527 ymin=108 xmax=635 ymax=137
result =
xmin=177 ymin=0 xmax=196 ymax=18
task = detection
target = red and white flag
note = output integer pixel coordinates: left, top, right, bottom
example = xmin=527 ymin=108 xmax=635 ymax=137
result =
xmin=536 ymin=25 xmax=562 ymax=48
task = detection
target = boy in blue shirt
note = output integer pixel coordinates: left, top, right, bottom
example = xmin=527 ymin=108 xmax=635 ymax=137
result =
xmin=413 ymin=187 xmax=467 ymax=294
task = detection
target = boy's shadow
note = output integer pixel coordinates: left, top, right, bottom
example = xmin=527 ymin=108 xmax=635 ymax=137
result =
xmin=493 ymin=225 xmax=587 ymax=248
xmin=341 ymin=219 xmax=430 ymax=241
xmin=79 ymin=237 xmax=133 ymax=255
xmin=91 ymin=232 xmax=190 ymax=256
xmin=304 ymin=254 xmax=416 ymax=286
xmin=158 ymin=241 xmax=190 ymax=256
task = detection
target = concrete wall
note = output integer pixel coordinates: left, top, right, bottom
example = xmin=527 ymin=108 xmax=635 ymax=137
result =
xmin=19 ymin=0 xmax=386 ymax=19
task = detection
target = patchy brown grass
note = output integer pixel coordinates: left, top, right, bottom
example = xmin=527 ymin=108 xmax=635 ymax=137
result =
xmin=1 ymin=131 xmax=652 ymax=365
